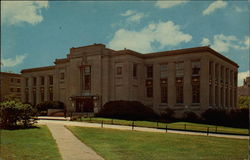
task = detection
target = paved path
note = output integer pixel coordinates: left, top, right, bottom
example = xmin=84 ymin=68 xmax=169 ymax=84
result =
xmin=47 ymin=123 xmax=104 ymax=160
xmin=40 ymin=120 xmax=249 ymax=140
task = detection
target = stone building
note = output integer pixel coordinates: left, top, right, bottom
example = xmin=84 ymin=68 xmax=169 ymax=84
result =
xmin=238 ymin=77 xmax=250 ymax=96
xmin=0 ymin=72 xmax=22 ymax=101
xmin=20 ymin=44 xmax=238 ymax=115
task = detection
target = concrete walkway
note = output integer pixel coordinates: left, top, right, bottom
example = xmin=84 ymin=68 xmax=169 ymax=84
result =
xmin=47 ymin=123 xmax=104 ymax=160
xmin=40 ymin=120 xmax=249 ymax=140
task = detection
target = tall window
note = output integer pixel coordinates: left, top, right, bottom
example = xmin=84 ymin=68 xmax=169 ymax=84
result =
xmin=40 ymin=87 xmax=44 ymax=102
xmin=215 ymin=86 xmax=218 ymax=106
xmin=49 ymin=87 xmax=53 ymax=101
xmin=33 ymin=88 xmax=36 ymax=105
xmin=160 ymin=64 xmax=168 ymax=78
xmin=192 ymin=61 xmax=200 ymax=103
xmin=230 ymin=70 xmax=233 ymax=85
xmin=147 ymin=66 xmax=153 ymax=78
xmin=209 ymin=85 xmax=213 ymax=106
xmin=146 ymin=80 xmax=153 ymax=98
xmin=17 ymin=79 xmax=21 ymax=83
xmin=176 ymin=62 xmax=184 ymax=104
xmin=215 ymin=63 xmax=218 ymax=82
xmin=133 ymin=64 xmax=137 ymax=78
xmin=221 ymin=66 xmax=224 ymax=83
xmin=192 ymin=61 xmax=200 ymax=75
xmin=225 ymin=68 xmax=229 ymax=84
xmin=84 ymin=66 xmax=91 ymax=90
xmin=221 ymin=87 xmax=224 ymax=107
xmin=176 ymin=77 xmax=183 ymax=104
xmin=49 ymin=76 xmax=53 ymax=85
xmin=176 ymin=62 xmax=184 ymax=77
xmin=234 ymin=72 xmax=237 ymax=86
xmin=33 ymin=77 xmax=37 ymax=86
xmin=161 ymin=84 xmax=167 ymax=103
xmin=192 ymin=77 xmax=200 ymax=103
xmin=60 ymin=72 xmax=65 ymax=80
xmin=25 ymin=78 xmax=28 ymax=87
xmin=160 ymin=64 xmax=168 ymax=103
xmin=225 ymin=88 xmax=228 ymax=107
xmin=117 ymin=66 xmax=122 ymax=75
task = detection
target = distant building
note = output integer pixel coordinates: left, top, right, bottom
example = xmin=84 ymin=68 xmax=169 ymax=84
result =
xmin=20 ymin=44 xmax=238 ymax=115
xmin=0 ymin=72 xmax=22 ymax=101
xmin=238 ymin=77 xmax=250 ymax=96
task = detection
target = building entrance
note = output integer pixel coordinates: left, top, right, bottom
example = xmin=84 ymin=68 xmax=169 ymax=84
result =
xmin=75 ymin=97 xmax=94 ymax=112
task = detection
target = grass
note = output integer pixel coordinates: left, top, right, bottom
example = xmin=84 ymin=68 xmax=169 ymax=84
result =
xmin=0 ymin=125 xmax=62 ymax=160
xmin=68 ymin=126 xmax=249 ymax=160
xmin=79 ymin=117 xmax=249 ymax=135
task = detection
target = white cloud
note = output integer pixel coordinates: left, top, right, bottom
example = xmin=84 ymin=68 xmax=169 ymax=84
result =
xmin=121 ymin=10 xmax=145 ymax=23
xmin=121 ymin=10 xmax=136 ymax=16
xmin=203 ymin=0 xmax=227 ymax=15
xmin=108 ymin=21 xmax=192 ymax=53
xmin=201 ymin=38 xmax=210 ymax=46
xmin=126 ymin=13 xmax=145 ymax=23
xmin=1 ymin=54 xmax=27 ymax=67
xmin=200 ymin=34 xmax=249 ymax=53
xmin=234 ymin=6 xmax=248 ymax=13
xmin=1 ymin=1 xmax=48 ymax=25
xmin=238 ymin=70 xmax=250 ymax=86
xmin=155 ymin=1 xmax=188 ymax=9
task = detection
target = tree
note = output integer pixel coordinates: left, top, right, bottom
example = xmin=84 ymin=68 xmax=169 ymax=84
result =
xmin=238 ymin=96 xmax=250 ymax=108
xmin=0 ymin=99 xmax=37 ymax=129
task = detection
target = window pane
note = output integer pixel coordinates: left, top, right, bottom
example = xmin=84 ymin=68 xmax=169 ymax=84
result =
xmin=147 ymin=66 xmax=153 ymax=78
xmin=176 ymin=62 xmax=184 ymax=77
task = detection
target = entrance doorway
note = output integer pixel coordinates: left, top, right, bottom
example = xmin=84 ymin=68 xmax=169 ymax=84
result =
xmin=75 ymin=97 xmax=94 ymax=112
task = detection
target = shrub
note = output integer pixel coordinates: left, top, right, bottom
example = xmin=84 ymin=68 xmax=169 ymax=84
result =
xmin=97 ymin=100 xmax=160 ymax=120
xmin=0 ymin=99 xmax=37 ymax=129
xmin=161 ymin=108 xmax=175 ymax=122
xmin=201 ymin=108 xmax=230 ymax=125
xmin=182 ymin=111 xmax=199 ymax=122
xmin=230 ymin=108 xmax=249 ymax=128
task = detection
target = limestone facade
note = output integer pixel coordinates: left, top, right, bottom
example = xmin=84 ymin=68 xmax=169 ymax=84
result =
xmin=21 ymin=44 xmax=238 ymax=115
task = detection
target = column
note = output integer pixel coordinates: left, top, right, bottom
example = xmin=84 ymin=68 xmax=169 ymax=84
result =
xmin=217 ymin=64 xmax=221 ymax=108
xmin=21 ymin=77 xmax=25 ymax=102
xmin=44 ymin=75 xmax=48 ymax=101
xmin=200 ymin=58 xmax=209 ymax=111
xmin=221 ymin=66 xmax=226 ymax=108
xmin=168 ymin=62 xmax=175 ymax=108
xmin=184 ymin=60 xmax=192 ymax=107
xmin=153 ymin=63 xmax=160 ymax=108
xmin=28 ymin=77 xmax=33 ymax=104
xmin=231 ymin=70 xmax=234 ymax=108
xmin=211 ymin=61 xmax=216 ymax=107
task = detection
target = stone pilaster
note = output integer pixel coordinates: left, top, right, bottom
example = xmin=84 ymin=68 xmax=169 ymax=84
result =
xmin=184 ymin=60 xmax=192 ymax=107
xmin=168 ymin=62 xmax=175 ymax=108
xmin=153 ymin=63 xmax=160 ymax=108
xmin=200 ymin=58 xmax=209 ymax=111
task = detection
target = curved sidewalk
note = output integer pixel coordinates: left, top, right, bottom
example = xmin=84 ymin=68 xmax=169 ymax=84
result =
xmin=47 ymin=123 xmax=104 ymax=160
xmin=40 ymin=120 xmax=249 ymax=140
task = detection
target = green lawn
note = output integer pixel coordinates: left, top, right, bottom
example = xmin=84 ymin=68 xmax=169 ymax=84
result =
xmin=79 ymin=117 xmax=249 ymax=135
xmin=0 ymin=125 xmax=62 ymax=160
xmin=68 ymin=126 xmax=248 ymax=160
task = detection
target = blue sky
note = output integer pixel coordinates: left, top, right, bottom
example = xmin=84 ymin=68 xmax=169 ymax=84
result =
xmin=1 ymin=1 xmax=249 ymax=85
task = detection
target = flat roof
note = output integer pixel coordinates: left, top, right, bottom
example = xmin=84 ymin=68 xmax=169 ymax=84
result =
xmin=0 ymin=72 xmax=21 ymax=76
xmin=21 ymin=66 xmax=55 ymax=73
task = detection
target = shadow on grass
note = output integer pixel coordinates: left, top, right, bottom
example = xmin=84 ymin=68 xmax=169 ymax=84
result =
xmin=0 ymin=125 xmax=40 ymax=130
